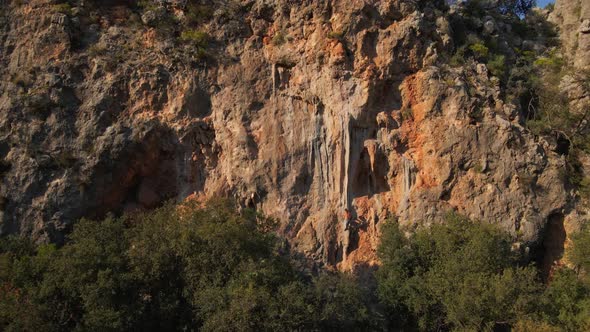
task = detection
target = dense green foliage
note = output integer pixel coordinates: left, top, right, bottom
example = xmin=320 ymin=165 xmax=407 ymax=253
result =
xmin=2 ymin=203 xmax=590 ymax=331
xmin=568 ymin=225 xmax=590 ymax=273
xmin=377 ymin=213 xmax=541 ymax=330
xmin=377 ymin=214 xmax=590 ymax=331
xmin=0 ymin=201 xmax=373 ymax=331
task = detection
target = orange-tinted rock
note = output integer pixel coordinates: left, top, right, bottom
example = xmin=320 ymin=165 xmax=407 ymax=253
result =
xmin=0 ymin=0 xmax=577 ymax=271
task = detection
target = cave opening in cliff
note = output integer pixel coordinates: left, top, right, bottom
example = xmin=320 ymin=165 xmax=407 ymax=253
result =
xmin=535 ymin=212 xmax=566 ymax=280
xmin=351 ymin=147 xmax=390 ymax=198
xmin=555 ymin=132 xmax=570 ymax=156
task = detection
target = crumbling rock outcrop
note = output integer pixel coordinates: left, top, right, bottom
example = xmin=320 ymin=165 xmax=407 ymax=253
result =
xmin=0 ymin=0 xmax=573 ymax=270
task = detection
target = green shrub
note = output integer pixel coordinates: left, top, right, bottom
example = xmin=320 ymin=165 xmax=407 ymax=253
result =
xmin=377 ymin=213 xmax=542 ymax=330
xmin=53 ymin=2 xmax=72 ymax=15
xmin=185 ymin=3 xmax=213 ymax=26
xmin=534 ymin=55 xmax=565 ymax=73
xmin=579 ymin=177 xmax=590 ymax=201
xmin=444 ymin=77 xmax=455 ymax=88
xmin=574 ymin=4 xmax=582 ymax=18
xmin=137 ymin=0 xmax=159 ymax=11
xmin=473 ymin=163 xmax=484 ymax=173
xmin=0 ymin=200 xmax=374 ymax=331
xmin=327 ymin=31 xmax=344 ymax=41
xmin=539 ymin=268 xmax=590 ymax=331
xmin=180 ymin=29 xmax=209 ymax=48
xmin=487 ymin=54 xmax=506 ymax=78
xmin=568 ymin=224 xmax=590 ymax=274
xmin=272 ymin=31 xmax=286 ymax=46
xmin=449 ymin=45 xmax=467 ymax=67
xmin=469 ymin=42 xmax=489 ymax=59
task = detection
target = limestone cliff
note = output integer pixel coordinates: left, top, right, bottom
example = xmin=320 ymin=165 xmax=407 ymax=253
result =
xmin=549 ymin=0 xmax=590 ymax=70
xmin=0 ymin=0 xmax=575 ymax=270
xmin=546 ymin=0 xmax=590 ymax=271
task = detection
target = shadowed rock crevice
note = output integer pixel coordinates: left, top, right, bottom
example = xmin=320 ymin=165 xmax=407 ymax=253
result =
xmin=536 ymin=212 xmax=566 ymax=279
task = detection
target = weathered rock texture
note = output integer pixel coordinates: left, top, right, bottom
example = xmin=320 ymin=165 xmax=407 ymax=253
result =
xmin=549 ymin=0 xmax=590 ymax=70
xmin=550 ymin=0 xmax=590 ymax=133
xmin=0 ymin=0 xmax=574 ymax=270
xmin=548 ymin=0 xmax=590 ymax=271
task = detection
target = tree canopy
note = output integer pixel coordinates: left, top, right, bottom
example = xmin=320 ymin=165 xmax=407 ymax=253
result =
xmin=2 ymin=203 xmax=590 ymax=331
xmin=0 ymin=200 xmax=373 ymax=331
xmin=377 ymin=213 xmax=590 ymax=331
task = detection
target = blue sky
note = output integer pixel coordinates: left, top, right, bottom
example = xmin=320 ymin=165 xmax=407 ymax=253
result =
xmin=537 ymin=0 xmax=555 ymax=8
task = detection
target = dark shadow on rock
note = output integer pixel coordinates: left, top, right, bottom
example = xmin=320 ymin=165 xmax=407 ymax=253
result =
xmin=535 ymin=212 xmax=566 ymax=280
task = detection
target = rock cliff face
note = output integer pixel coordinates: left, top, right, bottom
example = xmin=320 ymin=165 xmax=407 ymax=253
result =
xmin=549 ymin=0 xmax=590 ymax=143
xmin=0 ymin=0 xmax=574 ymax=270
xmin=550 ymin=0 xmax=590 ymax=70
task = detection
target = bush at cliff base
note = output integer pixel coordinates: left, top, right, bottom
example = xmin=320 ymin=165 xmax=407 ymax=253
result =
xmin=0 ymin=200 xmax=374 ymax=331
xmin=377 ymin=212 xmax=590 ymax=331
xmin=2 ymin=201 xmax=590 ymax=331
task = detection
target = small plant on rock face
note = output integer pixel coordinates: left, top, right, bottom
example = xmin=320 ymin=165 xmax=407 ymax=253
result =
xmin=445 ymin=77 xmax=456 ymax=88
xmin=533 ymin=53 xmax=565 ymax=73
xmin=578 ymin=177 xmax=590 ymax=201
xmin=180 ymin=29 xmax=210 ymax=60
xmin=449 ymin=45 xmax=467 ymax=67
xmin=469 ymin=42 xmax=489 ymax=59
xmin=186 ymin=3 xmax=213 ymax=26
xmin=473 ymin=163 xmax=483 ymax=173
xmin=328 ymin=31 xmax=344 ymax=41
xmin=137 ymin=0 xmax=159 ymax=11
xmin=400 ymin=107 xmax=413 ymax=122
xmin=272 ymin=31 xmax=286 ymax=46
xmin=180 ymin=29 xmax=209 ymax=47
xmin=53 ymin=2 xmax=72 ymax=15
xmin=487 ymin=54 xmax=506 ymax=79
xmin=544 ymin=3 xmax=555 ymax=11
xmin=573 ymin=4 xmax=582 ymax=19
xmin=276 ymin=55 xmax=296 ymax=68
